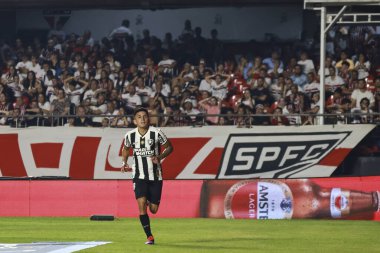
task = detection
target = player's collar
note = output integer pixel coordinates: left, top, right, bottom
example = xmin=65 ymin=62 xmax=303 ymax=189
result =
xmin=137 ymin=126 xmax=149 ymax=137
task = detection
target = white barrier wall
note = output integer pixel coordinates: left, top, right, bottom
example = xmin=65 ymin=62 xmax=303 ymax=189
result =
xmin=0 ymin=124 xmax=374 ymax=179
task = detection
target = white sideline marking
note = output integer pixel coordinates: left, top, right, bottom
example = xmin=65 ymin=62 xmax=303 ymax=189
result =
xmin=0 ymin=242 xmax=111 ymax=253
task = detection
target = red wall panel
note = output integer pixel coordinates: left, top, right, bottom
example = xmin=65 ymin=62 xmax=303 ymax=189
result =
xmin=0 ymin=181 xmax=30 ymax=216
xmin=0 ymin=180 xmax=203 ymax=218
xmin=0 ymin=178 xmax=378 ymax=219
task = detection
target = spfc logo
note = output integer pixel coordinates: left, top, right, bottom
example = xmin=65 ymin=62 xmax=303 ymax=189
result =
xmin=217 ymin=132 xmax=351 ymax=179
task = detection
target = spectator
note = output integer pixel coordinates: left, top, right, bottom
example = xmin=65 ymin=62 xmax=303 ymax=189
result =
xmin=88 ymin=93 xmax=107 ymax=127
xmin=0 ymin=93 xmax=12 ymax=125
xmin=234 ymin=104 xmax=251 ymax=127
xmin=297 ymin=51 xmax=315 ymax=75
xmin=253 ymin=104 xmax=270 ymax=125
xmin=237 ymin=88 xmax=255 ymax=112
xmin=354 ymin=53 xmax=371 ymax=80
xmin=304 ymin=92 xmax=321 ymax=125
xmin=351 ymin=97 xmax=373 ymax=124
xmin=198 ymin=69 xmax=213 ymax=94
xmin=271 ymin=107 xmax=289 ymax=126
xmin=290 ymin=64 xmax=308 ymax=89
xmin=73 ymin=105 xmax=92 ymax=127
xmin=8 ymin=75 xmax=24 ymax=99
xmin=36 ymin=93 xmax=51 ymax=126
xmin=135 ymin=76 xmax=153 ymax=106
xmin=263 ymin=51 xmax=284 ymax=71
xmin=83 ymin=30 xmax=95 ymax=49
xmin=105 ymin=101 xmax=119 ymax=120
xmin=121 ymin=84 xmax=142 ymax=114
xmin=108 ymin=19 xmax=133 ymax=41
xmin=180 ymin=98 xmax=201 ymax=126
xmin=283 ymin=102 xmax=302 ymax=125
xmin=152 ymin=75 xmax=171 ymax=98
xmin=325 ymin=66 xmax=345 ymax=92
xmin=83 ymin=79 xmax=101 ymax=105
xmin=63 ymin=76 xmax=89 ymax=107
xmin=147 ymin=96 xmax=166 ymax=127
xmin=335 ymin=98 xmax=352 ymax=125
xmin=198 ymin=96 xmax=221 ymax=125
xmin=336 ymin=51 xmax=354 ymax=70
xmin=251 ymin=77 xmax=273 ymax=106
xmin=206 ymin=73 xmax=231 ymax=100
xmin=50 ymin=88 xmax=70 ymax=125
xmin=207 ymin=29 xmax=223 ymax=66
xmin=6 ymin=107 xmax=26 ymax=128
xmin=303 ymin=72 xmax=320 ymax=98
xmin=111 ymin=106 xmax=130 ymax=128
xmin=158 ymin=52 xmax=176 ymax=78
xmin=318 ymin=55 xmax=336 ymax=78
xmin=351 ymin=79 xmax=375 ymax=109
xmin=26 ymin=55 xmax=42 ymax=75
xmin=15 ymin=54 xmax=30 ymax=79
xmin=338 ymin=61 xmax=351 ymax=85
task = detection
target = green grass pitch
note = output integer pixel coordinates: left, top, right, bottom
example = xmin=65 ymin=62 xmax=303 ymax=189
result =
xmin=0 ymin=217 xmax=379 ymax=252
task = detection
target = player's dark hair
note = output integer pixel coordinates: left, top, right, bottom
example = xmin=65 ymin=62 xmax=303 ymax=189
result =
xmin=134 ymin=107 xmax=149 ymax=117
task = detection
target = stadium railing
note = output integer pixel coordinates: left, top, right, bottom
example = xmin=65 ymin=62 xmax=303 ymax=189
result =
xmin=4 ymin=111 xmax=380 ymax=128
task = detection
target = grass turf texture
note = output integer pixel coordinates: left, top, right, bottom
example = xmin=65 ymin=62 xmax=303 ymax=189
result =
xmin=0 ymin=218 xmax=379 ymax=252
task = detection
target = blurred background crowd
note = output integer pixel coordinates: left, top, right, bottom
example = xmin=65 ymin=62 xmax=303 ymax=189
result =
xmin=0 ymin=18 xmax=380 ymax=128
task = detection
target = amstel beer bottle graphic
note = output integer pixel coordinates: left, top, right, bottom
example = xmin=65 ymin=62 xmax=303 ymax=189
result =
xmin=200 ymin=179 xmax=380 ymax=219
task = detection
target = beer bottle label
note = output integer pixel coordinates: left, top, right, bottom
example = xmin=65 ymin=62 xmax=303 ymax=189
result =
xmin=330 ymin=188 xmax=350 ymax=218
xmin=224 ymin=179 xmax=293 ymax=219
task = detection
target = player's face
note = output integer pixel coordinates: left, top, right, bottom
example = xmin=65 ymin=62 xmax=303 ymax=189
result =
xmin=134 ymin=111 xmax=149 ymax=129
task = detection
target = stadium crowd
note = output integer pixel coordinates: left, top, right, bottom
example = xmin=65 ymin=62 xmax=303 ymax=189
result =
xmin=0 ymin=19 xmax=380 ymax=128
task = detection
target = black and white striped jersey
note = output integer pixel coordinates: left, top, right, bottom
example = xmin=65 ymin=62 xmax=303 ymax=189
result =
xmin=124 ymin=126 xmax=168 ymax=181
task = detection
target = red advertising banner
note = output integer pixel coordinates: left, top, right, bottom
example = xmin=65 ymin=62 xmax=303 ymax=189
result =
xmin=0 ymin=177 xmax=379 ymax=220
xmin=0 ymin=125 xmax=375 ymax=179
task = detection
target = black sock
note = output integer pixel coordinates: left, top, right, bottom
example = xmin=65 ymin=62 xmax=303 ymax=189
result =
xmin=139 ymin=214 xmax=152 ymax=237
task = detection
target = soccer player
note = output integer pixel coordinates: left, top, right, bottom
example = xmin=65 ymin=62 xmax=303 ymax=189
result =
xmin=121 ymin=107 xmax=173 ymax=245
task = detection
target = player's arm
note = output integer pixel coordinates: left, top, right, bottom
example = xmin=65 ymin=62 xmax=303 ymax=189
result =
xmin=121 ymin=145 xmax=132 ymax=172
xmin=152 ymin=139 xmax=173 ymax=164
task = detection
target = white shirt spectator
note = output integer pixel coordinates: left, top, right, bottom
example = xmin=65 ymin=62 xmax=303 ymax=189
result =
xmin=158 ymin=59 xmax=175 ymax=67
xmin=39 ymin=101 xmax=51 ymax=117
xmin=351 ymin=89 xmax=375 ymax=109
xmin=303 ymin=81 xmax=320 ymax=97
xmin=109 ymin=26 xmax=133 ymax=39
xmin=121 ymin=93 xmax=142 ymax=109
xmin=15 ymin=60 xmax=31 ymax=78
xmin=8 ymin=82 xmax=24 ymax=98
xmin=325 ymin=76 xmax=345 ymax=92
xmin=83 ymin=89 xmax=99 ymax=105
xmin=26 ymin=62 xmax=42 ymax=75
xmin=136 ymin=86 xmax=153 ymax=104
xmin=297 ymin=59 xmax=315 ymax=74
xmin=36 ymin=68 xmax=56 ymax=81
xmin=90 ymin=103 xmax=107 ymax=123
xmin=270 ymin=83 xmax=283 ymax=101
xmin=64 ymin=86 xmax=85 ymax=106
xmin=152 ymin=82 xmax=171 ymax=97
xmin=211 ymin=80 xmax=228 ymax=100
xmin=354 ymin=61 xmax=371 ymax=80
xmin=199 ymin=79 xmax=212 ymax=93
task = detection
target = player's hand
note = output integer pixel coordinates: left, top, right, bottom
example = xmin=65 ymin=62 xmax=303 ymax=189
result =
xmin=151 ymin=156 xmax=160 ymax=164
xmin=121 ymin=162 xmax=132 ymax=172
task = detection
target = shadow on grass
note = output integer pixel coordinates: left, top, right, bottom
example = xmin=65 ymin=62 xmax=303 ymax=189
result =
xmin=158 ymin=237 xmax=269 ymax=250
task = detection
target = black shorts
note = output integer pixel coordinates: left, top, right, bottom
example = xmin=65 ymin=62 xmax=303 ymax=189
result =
xmin=133 ymin=179 xmax=163 ymax=205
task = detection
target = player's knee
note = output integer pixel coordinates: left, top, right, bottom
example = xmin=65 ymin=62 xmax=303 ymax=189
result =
xmin=149 ymin=206 xmax=159 ymax=214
